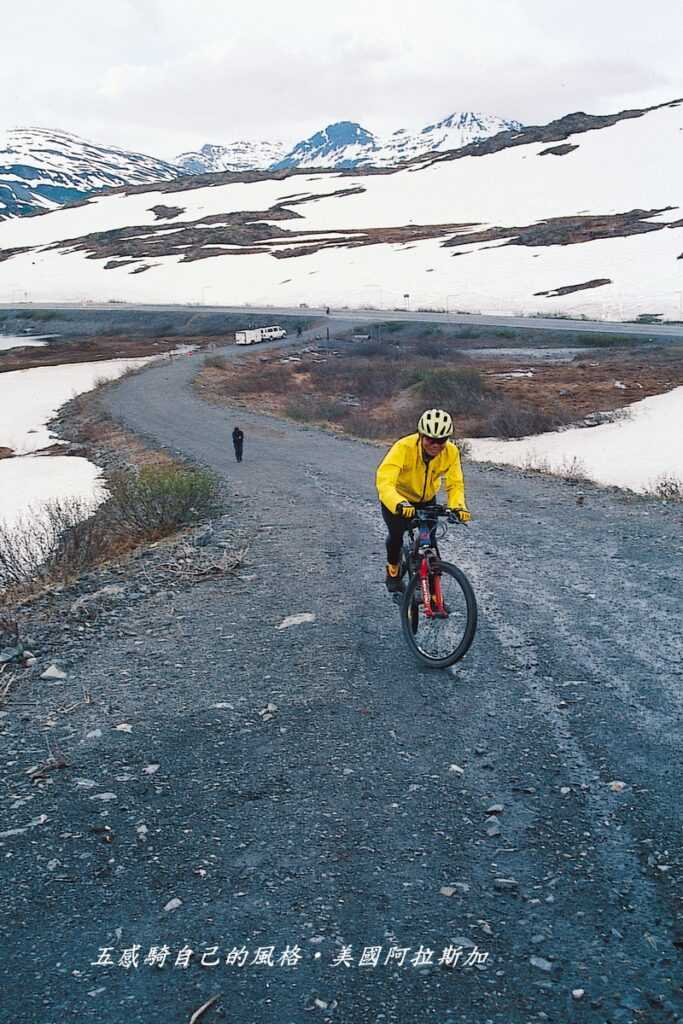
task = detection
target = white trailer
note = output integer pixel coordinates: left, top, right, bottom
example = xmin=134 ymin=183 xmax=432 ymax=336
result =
xmin=235 ymin=325 xmax=287 ymax=345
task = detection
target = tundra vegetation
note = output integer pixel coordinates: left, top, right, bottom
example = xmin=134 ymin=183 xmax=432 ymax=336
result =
xmin=198 ymin=323 xmax=683 ymax=443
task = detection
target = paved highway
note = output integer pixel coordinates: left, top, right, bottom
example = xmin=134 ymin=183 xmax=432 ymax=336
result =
xmin=2 ymin=300 xmax=683 ymax=338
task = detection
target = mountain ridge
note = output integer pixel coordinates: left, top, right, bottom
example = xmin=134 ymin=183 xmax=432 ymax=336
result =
xmin=0 ymin=110 xmax=522 ymax=219
xmin=0 ymin=127 xmax=179 ymax=219
xmin=177 ymin=111 xmax=523 ymax=173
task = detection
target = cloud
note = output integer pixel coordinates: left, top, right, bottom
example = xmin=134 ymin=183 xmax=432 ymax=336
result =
xmin=0 ymin=0 xmax=681 ymax=158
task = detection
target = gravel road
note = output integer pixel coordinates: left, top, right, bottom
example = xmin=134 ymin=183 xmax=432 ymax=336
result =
xmin=1 ymin=338 xmax=681 ymax=1023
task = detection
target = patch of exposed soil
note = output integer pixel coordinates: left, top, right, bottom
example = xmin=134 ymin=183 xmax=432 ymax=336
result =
xmin=8 ymin=202 xmax=678 ymax=269
xmin=535 ymin=278 xmax=611 ymax=297
xmin=149 ymin=204 xmax=185 ymax=220
xmin=443 ymin=208 xmax=678 ymax=250
xmin=538 ymin=144 xmax=580 ymax=156
xmin=0 ymin=246 xmax=30 ymax=263
xmin=30 ymin=196 xmax=473 ymax=265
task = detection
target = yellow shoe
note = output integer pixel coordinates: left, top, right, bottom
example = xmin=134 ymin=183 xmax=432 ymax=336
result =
xmin=385 ymin=563 xmax=404 ymax=594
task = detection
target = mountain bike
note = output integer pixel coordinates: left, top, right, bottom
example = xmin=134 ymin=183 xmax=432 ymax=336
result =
xmin=395 ymin=505 xmax=477 ymax=669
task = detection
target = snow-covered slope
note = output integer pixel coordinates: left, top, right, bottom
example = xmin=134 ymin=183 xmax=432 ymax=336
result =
xmin=0 ymin=100 xmax=681 ymax=321
xmin=176 ymin=140 xmax=288 ymax=174
xmin=469 ymin=387 xmax=683 ymax=494
xmin=0 ymin=128 xmax=180 ymax=219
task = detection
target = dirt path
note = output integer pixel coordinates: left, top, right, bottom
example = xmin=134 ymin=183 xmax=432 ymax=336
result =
xmin=1 ymin=340 xmax=681 ymax=1023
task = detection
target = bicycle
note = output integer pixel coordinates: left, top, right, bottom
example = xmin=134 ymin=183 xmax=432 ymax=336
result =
xmin=395 ymin=505 xmax=477 ymax=669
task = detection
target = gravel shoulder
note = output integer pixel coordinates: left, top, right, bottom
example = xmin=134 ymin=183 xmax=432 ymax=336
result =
xmin=1 ymin=340 xmax=681 ymax=1024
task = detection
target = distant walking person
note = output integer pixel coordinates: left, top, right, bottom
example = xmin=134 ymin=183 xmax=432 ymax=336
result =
xmin=232 ymin=426 xmax=244 ymax=463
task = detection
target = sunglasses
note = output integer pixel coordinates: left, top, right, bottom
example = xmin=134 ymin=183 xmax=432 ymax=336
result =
xmin=423 ymin=436 xmax=448 ymax=446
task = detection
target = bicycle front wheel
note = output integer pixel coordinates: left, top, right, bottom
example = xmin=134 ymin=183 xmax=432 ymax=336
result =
xmin=400 ymin=560 xmax=477 ymax=669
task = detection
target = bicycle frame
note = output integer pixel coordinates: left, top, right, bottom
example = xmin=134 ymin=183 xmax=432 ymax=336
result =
xmin=406 ymin=512 xmax=447 ymax=619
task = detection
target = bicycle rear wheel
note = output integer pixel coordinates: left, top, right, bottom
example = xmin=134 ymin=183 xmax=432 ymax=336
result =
xmin=400 ymin=559 xmax=477 ymax=669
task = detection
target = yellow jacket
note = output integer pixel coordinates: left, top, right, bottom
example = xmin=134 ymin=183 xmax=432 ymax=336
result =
xmin=376 ymin=433 xmax=468 ymax=513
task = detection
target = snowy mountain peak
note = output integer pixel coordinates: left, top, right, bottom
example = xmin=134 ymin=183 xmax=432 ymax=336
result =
xmin=425 ymin=111 xmax=506 ymax=132
xmin=180 ymin=111 xmax=524 ymax=175
xmin=317 ymin=121 xmax=376 ymax=145
xmin=272 ymin=122 xmax=378 ymax=170
xmin=175 ymin=139 xmax=287 ymax=174
xmin=0 ymin=127 xmax=179 ymax=219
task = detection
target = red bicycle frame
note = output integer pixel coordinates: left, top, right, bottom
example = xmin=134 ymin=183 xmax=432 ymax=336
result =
xmin=418 ymin=551 xmax=446 ymax=618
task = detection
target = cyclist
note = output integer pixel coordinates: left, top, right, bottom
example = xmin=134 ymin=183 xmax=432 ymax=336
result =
xmin=376 ymin=409 xmax=471 ymax=593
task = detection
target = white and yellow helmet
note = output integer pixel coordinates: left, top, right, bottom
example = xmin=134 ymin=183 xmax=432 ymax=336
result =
xmin=417 ymin=408 xmax=453 ymax=439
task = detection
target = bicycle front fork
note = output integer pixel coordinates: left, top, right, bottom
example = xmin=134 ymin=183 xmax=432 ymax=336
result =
xmin=419 ymin=559 xmax=445 ymax=618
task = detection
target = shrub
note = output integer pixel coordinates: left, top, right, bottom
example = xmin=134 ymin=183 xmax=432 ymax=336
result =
xmin=556 ymin=455 xmax=587 ymax=483
xmin=229 ymin=362 xmax=290 ymax=394
xmin=204 ymin=354 xmax=229 ymax=370
xmin=411 ymin=336 xmax=460 ymax=360
xmin=0 ymin=464 xmax=221 ymax=593
xmin=0 ymin=497 xmax=101 ymax=589
xmin=351 ymin=340 xmax=383 ymax=357
xmin=106 ymin=465 xmax=219 ymax=535
xmin=649 ymin=474 xmax=682 ymax=501
xmin=476 ymin=398 xmax=574 ymax=438
xmin=411 ymin=367 xmax=487 ymax=412
xmin=284 ymin=396 xmax=347 ymax=423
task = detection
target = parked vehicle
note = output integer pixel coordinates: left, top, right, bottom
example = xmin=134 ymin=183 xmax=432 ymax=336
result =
xmin=235 ymin=326 xmax=287 ymax=345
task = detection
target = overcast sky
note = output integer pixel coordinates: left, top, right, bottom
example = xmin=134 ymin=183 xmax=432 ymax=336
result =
xmin=2 ymin=0 xmax=682 ymax=160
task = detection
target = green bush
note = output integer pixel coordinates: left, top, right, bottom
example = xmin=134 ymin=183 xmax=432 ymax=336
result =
xmin=411 ymin=367 xmax=487 ymax=411
xmin=106 ymin=465 xmax=220 ymax=534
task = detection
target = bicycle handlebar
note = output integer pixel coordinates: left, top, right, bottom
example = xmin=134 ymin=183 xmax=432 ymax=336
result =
xmin=410 ymin=505 xmax=467 ymax=525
